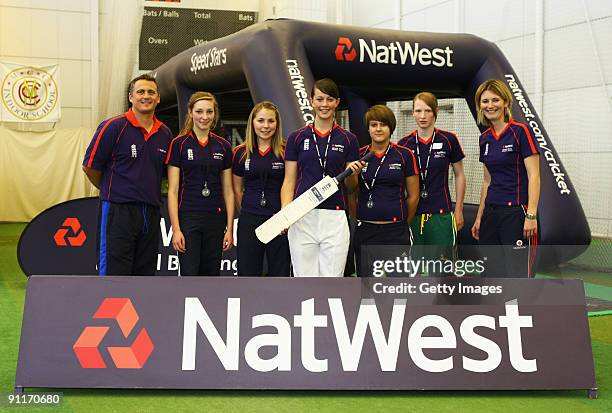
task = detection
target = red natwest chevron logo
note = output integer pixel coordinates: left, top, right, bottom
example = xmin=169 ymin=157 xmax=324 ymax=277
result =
xmin=335 ymin=37 xmax=357 ymax=61
xmin=53 ymin=217 xmax=86 ymax=247
xmin=73 ymin=298 xmax=154 ymax=369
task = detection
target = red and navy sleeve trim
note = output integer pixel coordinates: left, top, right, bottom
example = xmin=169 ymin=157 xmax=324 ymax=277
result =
xmin=232 ymin=144 xmax=246 ymax=162
xmin=86 ymin=114 xmax=127 ymax=168
xmin=359 ymin=144 xmax=370 ymax=157
xmin=397 ymin=131 xmax=416 ymax=148
xmin=479 ymin=128 xmax=492 ymax=144
xmin=336 ymin=126 xmax=354 ymax=145
xmin=437 ymin=128 xmax=465 ymax=159
xmin=401 ymin=145 xmax=419 ymax=175
xmin=165 ymin=134 xmax=189 ymax=165
xmin=512 ymin=121 xmax=538 ymax=155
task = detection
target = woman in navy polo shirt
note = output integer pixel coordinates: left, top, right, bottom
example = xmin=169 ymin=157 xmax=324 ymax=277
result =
xmin=281 ymin=78 xmax=364 ymax=277
xmin=232 ymin=101 xmax=290 ymax=276
xmin=398 ymin=92 xmax=466 ymax=271
xmin=166 ymin=91 xmax=235 ymax=276
xmin=471 ymin=79 xmax=540 ymax=277
xmin=354 ymin=105 xmax=420 ymax=277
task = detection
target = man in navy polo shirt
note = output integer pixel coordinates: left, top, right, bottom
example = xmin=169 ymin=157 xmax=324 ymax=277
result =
xmin=82 ymin=74 xmax=173 ymax=275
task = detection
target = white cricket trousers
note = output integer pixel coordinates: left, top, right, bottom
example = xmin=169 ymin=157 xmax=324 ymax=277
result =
xmin=288 ymin=208 xmax=350 ymax=277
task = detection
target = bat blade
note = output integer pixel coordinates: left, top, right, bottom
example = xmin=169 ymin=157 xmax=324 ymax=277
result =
xmin=256 ymin=151 xmax=374 ymax=244
xmin=256 ymin=175 xmax=338 ymax=243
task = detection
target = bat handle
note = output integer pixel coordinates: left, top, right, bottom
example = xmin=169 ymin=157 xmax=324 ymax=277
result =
xmin=334 ymin=151 xmax=375 ymax=183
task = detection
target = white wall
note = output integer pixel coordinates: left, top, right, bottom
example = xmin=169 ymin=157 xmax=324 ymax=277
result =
xmin=0 ymin=0 xmax=94 ymax=128
xmin=259 ymin=0 xmax=330 ymax=22
xmin=351 ymin=0 xmax=612 ymax=237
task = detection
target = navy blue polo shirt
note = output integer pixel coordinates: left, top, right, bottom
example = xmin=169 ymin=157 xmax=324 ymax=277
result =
xmin=479 ymin=120 xmax=539 ymax=206
xmin=357 ymin=144 xmax=419 ymax=222
xmin=165 ymin=132 xmax=232 ymax=213
xmin=284 ymin=124 xmax=359 ymax=210
xmin=83 ymin=109 xmax=172 ymax=206
xmin=398 ymin=129 xmax=465 ymax=214
xmin=232 ymin=144 xmax=285 ymax=216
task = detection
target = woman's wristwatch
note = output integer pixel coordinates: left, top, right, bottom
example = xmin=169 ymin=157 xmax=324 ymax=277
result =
xmin=525 ymin=213 xmax=537 ymax=220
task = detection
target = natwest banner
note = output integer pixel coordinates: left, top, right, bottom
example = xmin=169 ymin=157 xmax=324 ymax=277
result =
xmin=18 ymin=197 xmax=237 ymax=276
xmin=16 ymin=277 xmax=596 ymax=391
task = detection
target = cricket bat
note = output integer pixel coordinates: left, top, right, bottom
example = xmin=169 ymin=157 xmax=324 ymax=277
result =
xmin=255 ymin=151 xmax=374 ymax=244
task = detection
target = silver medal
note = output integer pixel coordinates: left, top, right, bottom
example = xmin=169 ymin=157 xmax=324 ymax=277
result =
xmin=366 ymin=195 xmax=374 ymax=209
xmin=201 ymin=186 xmax=211 ymax=197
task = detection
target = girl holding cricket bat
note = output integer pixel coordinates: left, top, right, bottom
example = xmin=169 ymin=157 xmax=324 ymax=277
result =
xmin=281 ymin=78 xmax=365 ymax=277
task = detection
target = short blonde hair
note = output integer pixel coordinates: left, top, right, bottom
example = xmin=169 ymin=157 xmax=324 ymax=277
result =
xmin=474 ymin=79 xmax=513 ymax=126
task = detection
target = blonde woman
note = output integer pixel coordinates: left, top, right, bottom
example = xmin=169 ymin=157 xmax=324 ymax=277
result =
xmin=232 ymin=101 xmax=290 ymax=276
xmin=471 ymin=79 xmax=540 ymax=277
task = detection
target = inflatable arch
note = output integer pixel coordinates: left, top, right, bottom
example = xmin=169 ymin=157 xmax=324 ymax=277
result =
xmin=151 ymin=19 xmax=590 ymax=266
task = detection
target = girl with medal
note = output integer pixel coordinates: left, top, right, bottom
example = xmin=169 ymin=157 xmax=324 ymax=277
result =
xmin=354 ymin=105 xmax=420 ymax=277
xmin=398 ymin=92 xmax=466 ymax=272
xmin=281 ymin=78 xmax=365 ymax=277
xmin=471 ymin=80 xmax=540 ymax=277
xmin=232 ymin=101 xmax=290 ymax=276
xmin=167 ymin=91 xmax=234 ymax=276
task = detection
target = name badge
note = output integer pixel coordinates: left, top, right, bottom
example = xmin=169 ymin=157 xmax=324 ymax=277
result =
xmin=432 ymin=142 xmax=443 ymax=150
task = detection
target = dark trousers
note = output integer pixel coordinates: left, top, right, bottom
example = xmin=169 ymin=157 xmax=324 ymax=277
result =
xmin=479 ymin=205 xmax=536 ymax=278
xmin=237 ymin=212 xmax=291 ymax=276
xmin=97 ymin=201 xmax=160 ymax=276
xmin=354 ymin=221 xmax=411 ymax=277
xmin=179 ymin=211 xmax=227 ymax=276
